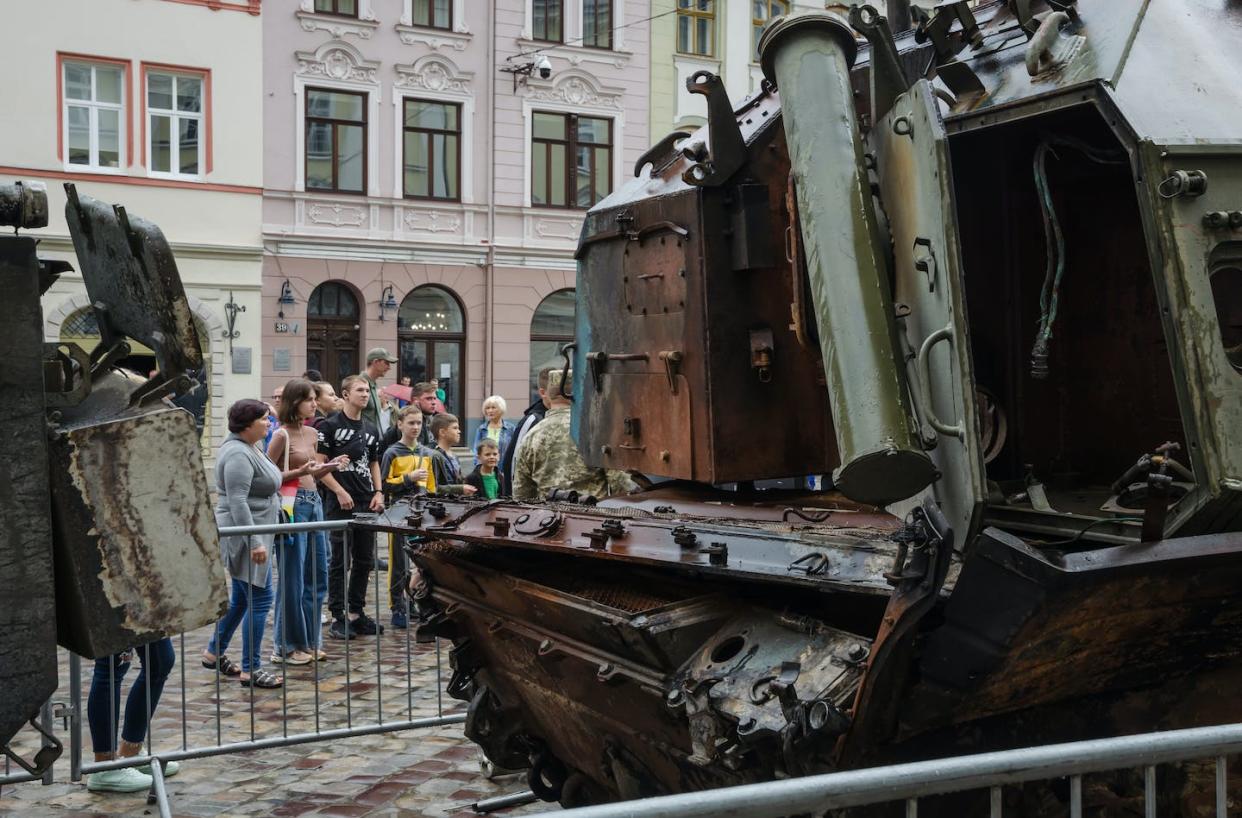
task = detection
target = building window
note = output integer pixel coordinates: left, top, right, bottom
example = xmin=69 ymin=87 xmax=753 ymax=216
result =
xmin=403 ymin=99 xmax=460 ymax=201
xmin=147 ymin=71 xmax=203 ymax=177
xmin=314 ymin=0 xmax=357 ymax=17
xmin=307 ymin=281 xmax=361 ymax=392
xmin=677 ymin=0 xmax=714 ymax=57
xmin=306 ymin=88 xmax=367 ymax=194
xmin=532 ymin=111 xmax=612 ymax=209
xmin=583 ymin=0 xmax=612 ymax=49
xmin=411 ymin=0 xmax=451 ymax=29
xmin=532 ymin=0 xmax=563 ymax=43
xmin=63 ymin=60 xmax=125 ymax=170
xmin=529 ymin=289 xmax=576 ymax=403
xmin=398 ymin=285 xmax=466 ymax=419
xmin=752 ymin=0 xmax=788 ymax=60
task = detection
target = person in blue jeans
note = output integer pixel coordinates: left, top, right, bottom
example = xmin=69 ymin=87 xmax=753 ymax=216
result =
xmin=203 ymin=400 xmax=328 ymax=688
xmin=86 ymin=639 xmax=181 ymax=793
xmin=267 ymin=379 xmax=343 ymax=665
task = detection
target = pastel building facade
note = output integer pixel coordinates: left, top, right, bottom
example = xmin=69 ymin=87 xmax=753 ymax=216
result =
xmin=261 ymin=0 xmax=650 ymax=434
xmin=0 ymin=0 xmax=265 ymax=457
xmin=649 ymin=0 xmax=877 ymax=141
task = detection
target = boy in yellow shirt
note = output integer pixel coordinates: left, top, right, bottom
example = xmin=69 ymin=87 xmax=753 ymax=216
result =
xmin=380 ymin=406 xmax=432 ymax=629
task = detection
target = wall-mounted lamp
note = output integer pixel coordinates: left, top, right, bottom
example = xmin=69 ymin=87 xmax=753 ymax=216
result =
xmin=223 ymin=290 xmax=245 ymax=344
xmin=277 ymin=279 xmax=296 ymax=318
xmin=379 ymin=285 xmax=398 ymax=322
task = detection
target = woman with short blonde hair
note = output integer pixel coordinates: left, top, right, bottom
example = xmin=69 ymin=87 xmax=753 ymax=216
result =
xmin=472 ymin=394 xmax=513 ymax=466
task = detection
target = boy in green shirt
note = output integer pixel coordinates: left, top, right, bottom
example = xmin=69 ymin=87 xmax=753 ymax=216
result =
xmin=465 ymin=437 xmax=507 ymax=499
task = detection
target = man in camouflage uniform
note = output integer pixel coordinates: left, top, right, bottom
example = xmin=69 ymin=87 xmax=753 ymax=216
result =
xmin=513 ymin=369 xmax=635 ymax=501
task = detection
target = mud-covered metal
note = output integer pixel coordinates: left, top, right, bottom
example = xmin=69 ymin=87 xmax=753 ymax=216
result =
xmin=49 ymin=372 xmax=226 ymax=659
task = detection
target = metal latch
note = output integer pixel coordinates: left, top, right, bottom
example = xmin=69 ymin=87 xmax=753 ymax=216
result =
xmin=659 ymin=350 xmax=683 ymax=393
xmin=586 ymin=351 xmax=649 ymax=392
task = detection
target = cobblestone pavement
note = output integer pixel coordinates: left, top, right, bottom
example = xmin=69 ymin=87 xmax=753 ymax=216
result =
xmin=0 ymin=578 xmax=555 ymax=818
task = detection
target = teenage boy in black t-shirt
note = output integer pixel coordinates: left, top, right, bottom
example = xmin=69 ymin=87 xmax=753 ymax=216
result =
xmin=317 ymin=375 xmax=385 ymax=639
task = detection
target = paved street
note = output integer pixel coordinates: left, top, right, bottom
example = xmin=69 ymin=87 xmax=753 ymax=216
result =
xmin=0 ymin=587 xmax=553 ymax=818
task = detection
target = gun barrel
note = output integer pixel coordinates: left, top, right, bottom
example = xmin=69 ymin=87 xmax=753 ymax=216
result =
xmin=759 ymin=13 xmax=935 ymax=505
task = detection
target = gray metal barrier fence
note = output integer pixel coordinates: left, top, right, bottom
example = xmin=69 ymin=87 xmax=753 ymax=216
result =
xmin=1 ymin=519 xmax=465 ymax=817
xmin=540 ymin=721 xmax=1242 ymax=818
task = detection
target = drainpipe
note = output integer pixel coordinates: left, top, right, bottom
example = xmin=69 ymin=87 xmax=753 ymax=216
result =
xmin=484 ymin=0 xmax=497 ymax=397
xmin=758 ymin=12 xmax=934 ymax=506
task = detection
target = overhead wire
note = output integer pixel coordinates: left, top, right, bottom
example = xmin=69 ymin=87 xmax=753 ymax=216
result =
xmin=507 ymin=6 xmax=684 ymax=62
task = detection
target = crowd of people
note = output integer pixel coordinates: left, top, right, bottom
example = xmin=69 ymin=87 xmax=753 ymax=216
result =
xmin=86 ymin=347 xmax=635 ymax=795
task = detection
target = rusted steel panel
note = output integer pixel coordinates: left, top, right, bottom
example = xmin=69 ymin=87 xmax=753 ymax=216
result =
xmin=0 ymin=235 xmax=58 ymax=746
xmin=574 ymin=91 xmax=838 ymax=485
xmin=49 ymin=384 xmax=226 ymax=659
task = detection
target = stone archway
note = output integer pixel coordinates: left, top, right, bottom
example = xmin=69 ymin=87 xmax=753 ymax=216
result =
xmin=45 ymin=293 xmax=228 ymax=453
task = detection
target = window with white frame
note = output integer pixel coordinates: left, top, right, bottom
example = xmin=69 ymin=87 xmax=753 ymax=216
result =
xmin=147 ymin=71 xmax=204 ymax=177
xmin=677 ymin=0 xmax=714 ymax=57
xmin=532 ymin=111 xmax=612 ymax=209
xmin=752 ymin=0 xmax=789 ymax=60
xmin=63 ymin=61 xmax=125 ymax=170
xmin=532 ymin=0 xmax=564 ymax=43
xmin=411 ymin=0 xmax=452 ymax=29
xmin=583 ymin=0 xmax=612 ymax=49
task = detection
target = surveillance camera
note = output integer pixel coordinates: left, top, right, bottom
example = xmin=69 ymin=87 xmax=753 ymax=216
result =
xmin=535 ymin=55 xmax=552 ymax=80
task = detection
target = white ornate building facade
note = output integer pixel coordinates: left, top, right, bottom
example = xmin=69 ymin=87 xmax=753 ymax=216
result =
xmin=0 ymin=0 xmax=265 ymax=457
xmin=262 ymin=0 xmax=650 ymax=435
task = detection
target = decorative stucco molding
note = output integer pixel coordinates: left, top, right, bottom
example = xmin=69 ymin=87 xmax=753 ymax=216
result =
xmin=532 ymin=216 xmax=583 ymax=241
xmin=308 ymin=203 xmax=368 ymax=228
xmin=394 ymin=24 xmax=472 ymax=51
xmin=404 ymin=209 xmax=463 ymax=234
xmin=394 ymin=56 xmax=474 ymax=96
xmin=295 ymin=41 xmax=381 ymax=85
xmin=524 ymin=73 xmax=622 ymax=111
xmin=295 ymin=10 xmax=379 ymax=39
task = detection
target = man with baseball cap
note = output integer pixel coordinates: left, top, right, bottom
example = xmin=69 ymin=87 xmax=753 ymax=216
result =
xmin=360 ymin=347 xmax=398 ymax=434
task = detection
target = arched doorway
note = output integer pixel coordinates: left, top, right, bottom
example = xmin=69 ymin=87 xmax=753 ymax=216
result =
xmin=307 ymin=281 xmax=361 ymax=392
xmin=397 ymin=285 xmax=465 ymax=419
xmin=529 ymin=288 xmax=576 ymax=403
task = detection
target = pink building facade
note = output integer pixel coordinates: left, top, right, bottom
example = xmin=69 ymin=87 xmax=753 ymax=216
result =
xmin=261 ymin=0 xmax=649 ymax=434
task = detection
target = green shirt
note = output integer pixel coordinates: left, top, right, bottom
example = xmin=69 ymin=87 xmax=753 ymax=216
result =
xmin=481 ymin=471 xmax=499 ymax=499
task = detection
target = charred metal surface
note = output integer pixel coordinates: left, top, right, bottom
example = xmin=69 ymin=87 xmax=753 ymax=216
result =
xmin=410 ymin=543 xmax=874 ymax=799
xmin=49 ymin=383 xmax=226 ymax=659
xmin=0 ymin=231 xmax=59 ymax=749
xmin=902 ymin=526 xmax=1242 ymax=739
xmin=372 ymin=0 xmax=1242 ymax=808
xmin=572 ymin=81 xmax=838 ymax=485
xmin=63 ymin=184 xmax=202 ymax=389
xmin=365 ymin=493 xmax=905 ymax=596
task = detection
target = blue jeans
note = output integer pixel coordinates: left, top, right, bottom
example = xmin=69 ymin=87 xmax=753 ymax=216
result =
xmin=274 ymin=489 xmax=328 ymax=653
xmin=87 ymin=639 xmax=176 ymax=754
xmin=206 ymin=574 xmax=274 ymax=673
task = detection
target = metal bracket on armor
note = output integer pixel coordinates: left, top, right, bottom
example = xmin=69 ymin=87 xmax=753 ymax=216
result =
xmin=2 ymin=717 xmax=63 ymax=777
xmin=681 ymin=71 xmax=746 ymax=187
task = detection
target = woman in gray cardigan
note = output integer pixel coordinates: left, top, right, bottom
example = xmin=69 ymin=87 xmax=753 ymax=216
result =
xmin=201 ymin=399 xmax=331 ymax=688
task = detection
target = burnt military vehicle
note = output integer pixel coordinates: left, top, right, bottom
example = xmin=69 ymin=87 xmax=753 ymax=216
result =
xmin=1 ymin=182 xmax=225 ymax=775
xmin=370 ymin=0 xmax=1242 ymax=807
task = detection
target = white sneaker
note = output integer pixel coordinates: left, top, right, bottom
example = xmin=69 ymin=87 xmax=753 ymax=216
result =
xmin=138 ymin=760 xmax=180 ymax=778
xmin=87 ymin=767 xmax=153 ymax=793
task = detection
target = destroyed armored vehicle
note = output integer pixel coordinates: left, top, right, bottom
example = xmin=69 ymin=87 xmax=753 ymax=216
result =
xmin=1 ymin=182 xmax=225 ymax=775
xmin=374 ymin=0 xmax=1242 ymax=807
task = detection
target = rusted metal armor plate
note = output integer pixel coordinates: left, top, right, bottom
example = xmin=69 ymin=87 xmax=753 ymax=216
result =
xmin=49 ymin=387 xmax=225 ymax=659
xmin=0 ymin=236 xmax=58 ymax=746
